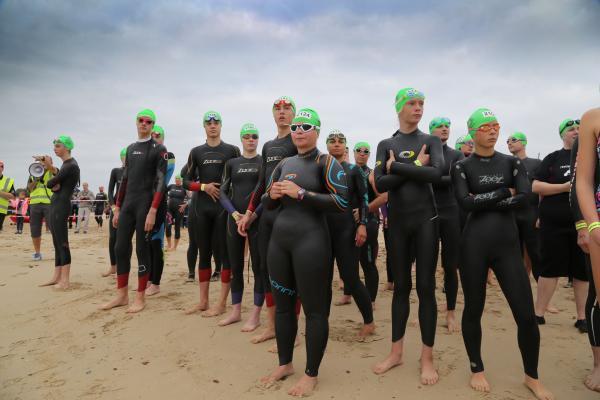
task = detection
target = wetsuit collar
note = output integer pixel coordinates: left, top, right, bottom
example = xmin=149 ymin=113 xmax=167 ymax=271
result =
xmin=298 ymin=147 xmax=319 ymax=159
xmin=137 ymin=136 xmax=152 ymax=143
xmin=473 ymin=151 xmax=497 ymax=160
xmin=393 ymin=128 xmax=420 ymax=137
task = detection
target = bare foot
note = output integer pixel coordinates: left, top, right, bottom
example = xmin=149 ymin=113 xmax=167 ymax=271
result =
xmin=585 ymin=366 xmax=600 ymax=392
xmin=218 ymin=311 xmax=241 ymax=326
xmin=358 ymin=323 xmax=375 ymax=339
xmin=268 ymin=337 xmax=300 ymax=353
xmin=184 ymin=302 xmax=208 ymax=315
xmin=288 ymin=374 xmax=317 ymax=397
xmin=470 ymin=372 xmax=490 ymax=392
xmin=39 ymin=280 xmax=59 ymax=287
xmin=409 ymin=318 xmax=419 ymax=328
xmin=54 ymin=281 xmax=70 ymax=290
xmin=334 ymin=296 xmax=351 ymax=306
xmin=372 ymin=352 xmax=403 ymax=375
xmin=447 ymin=312 xmax=460 ymax=333
xmin=126 ymin=295 xmax=145 ymax=313
xmin=385 ymin=282 xmax=394 ymax=291
xmin=420 ymin=357 xmax=439 ymax=385
xmin=524 ymin=375 xmax=554 ymax=400
xmin=251 ymin=327 xmax=275 ymax=344
xmin=101 ymin=267 xmax=116 ymax=277
xmin=260 ymin=364 xmax=295 ymax=388
xmin=202 ymin=304 xmax=226 ymax=317
xmin=242 ymin=316 xmax=261 ymax=332
xmin=145 ymin=284 xmax=160 ymax=296
xmin=546 ymin=305 xmax=560 ymax=314
xmin=100 ymin=295 xmax=129 ymax=310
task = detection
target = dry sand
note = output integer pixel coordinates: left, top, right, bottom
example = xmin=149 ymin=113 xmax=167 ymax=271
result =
xmin=0 ymin=223 xmax=595 ymax=399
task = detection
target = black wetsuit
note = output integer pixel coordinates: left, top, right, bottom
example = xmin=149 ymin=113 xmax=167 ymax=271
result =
xmin=452 ymin=151 xmax=540 ymax=379
xmin=94 ymin=192 xmax=108 ymax=226
xmin=47 ymin=158 xmax=80 ymax=267
xmin=535 ymin=148 xmax=587 ymax=281
xmin=515 ymin=156 xmax=542 ymax=280
xmin=115 ymin=138 xmax=167 ymax=291
xmin=182 ymin=141 xmax=240 ymax=282
xmin=569 ymin=138 xmax=600 ymax=346
xmin=432 ymin=143 xmax=464 ymax=311
xmin=353 ymin=165 xmax=380 ymax=301
xmin=166 ymin=183 xmax=186 ymax=240
xmin=374 ymin=129 xmax=443 ymax=347
xmin=246 ymin=134 xmax=297 ymax=307
xmin=327 ymin=161 xmax=373 ymax=324
xmin=107 ymin=167 xmax=124 ymax=266
xmin=265 ymin=147 xmax=348 ymax=377
xmin=220 ymin=155 xmax=263 ymax=306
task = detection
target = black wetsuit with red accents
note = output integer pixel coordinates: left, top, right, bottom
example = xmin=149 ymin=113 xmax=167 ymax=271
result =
xmin=182 ymin=141 xmax=240 ymax=282
xmin=115 ymin=137 xmax=167 ymax=291
xmin=107 ymin=167 xmax=123 ymax=266
xmin=246 ymin=133 xmax=297 ymax=307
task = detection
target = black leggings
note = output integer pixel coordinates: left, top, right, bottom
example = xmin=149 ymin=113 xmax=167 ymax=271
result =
xmin=437 ymin=206 xmax=460 ymax=311
xmin=460 ymin=212 xmax=539 ymax=378
xmin=50 ymin=200 xmax=71 ymax=267
xmin=115 ymin=198 xmax=152 ymax=291
xmin=166 ymin=203 xmax=183 ymax=239
xmin=258 ymin=209 xmax=278 ymax=306
xmin=268 ymin=214 xmax=330 ymax=377
xmin=354 ymin=218 xmax=379 ymax=302
xmin=149 ymin=202 xmax=167 ymax=286
xmin=585 ymin=256 xmax=600 ymax=347
xmin=516 ymin=209 xmax=541 ymax=280
xmin=95 ymin=213 xmax=103 ymax=227
xmin=109 ymin=210 xmax=118 ymax=265
xmin=227 ymin=217 xmax=262 ymax=306
xmin=383 ymin=225 xmax=393 ymax=284
xmin=189 ymin=200 xmax=226 ymax=282
xmin=388 ymin=210 xmax=438 ymax=346
xmin=331 ymin=216 xmax=373 ymax=324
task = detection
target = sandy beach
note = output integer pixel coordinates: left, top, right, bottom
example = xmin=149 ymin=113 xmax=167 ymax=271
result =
xmin=0 ymin=223 xmax=594 ymax=399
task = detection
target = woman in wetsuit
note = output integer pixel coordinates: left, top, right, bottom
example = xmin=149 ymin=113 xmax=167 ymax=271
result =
xmin=166 ymin=175 xmax=186 ymax=251
xmin=102 ymin=148 xmax=126 ymax=277
xmin=452 ymin=108 xmax=553 ymax=400
xmin=259 ymin=108 xmax=347 ymax=397
xmin=40 ymin=135 xmax=80 ymax=290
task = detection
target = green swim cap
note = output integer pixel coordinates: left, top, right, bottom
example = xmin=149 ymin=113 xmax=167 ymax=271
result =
xmin=559 ymin=118 xmax=580 ymax=137
xmin=240 ymin=123 xmax=259 ymax=139
xmin=454 ymin=135 xmax=472 ymax=151
xmin=203 ymin=110 xmax=222 ymax=124
xmin=467 ymin=108 xmax=497 ymax=136
xmin=429 ymin=117 xmax=451 ymax=133
xmin=273 ymin=96 xmax=296 ymax=113
xmin=292 ymin=108 xmax=321 ymax=130
xmin=152 ymin=125 xmax=165 ymax=138
xmin=354 ymin=142 xmax=371 ymax=151
xmin=136 ymin=108 xmax=156 ymax=122
xmin=175 ymin=174 xmax=182 ymax=180
xmin=120 ymin=147 xmax=127 ymax=158
xmin=509 ymin=132 xmax=528 ymax=146
xmin=53 ymin=135 xmax=74 ymax=151
xmin=394 ymin=88 xmax=425 ymax=114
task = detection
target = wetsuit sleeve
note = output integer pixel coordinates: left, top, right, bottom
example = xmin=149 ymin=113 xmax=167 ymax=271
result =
xmin=300 ymin=155 xmax=348 ymax=212
xmin=182 ymin=149 xmax=201 ymax=192
xmin=354 ymin=167 xmax=369 ymax=225
xmin=388 ymin=136 xmax=444 ymax=183
xmin=247 ymin=143 xmax=267 ymax=213
xmin=374 ymin=140 xmax=406 ymax=192
xmin=47 ymin=161 xmax=75 ymax=188
xmin=494 ymin=158 xmax=530 ymax=210
xmin=570 ymin=139 xmax=584 ymax=221
xmin=264 ymin=160 xmax=283 ymax=210
xmin=107 ymin=170 xmax=116 ymax=204
xmin=452 ymin=162 xmax=511 ymax=211
xmin=151 ymin=145 xmax=168 ymax=209
xmin=219 ymin=160 xmax=237 ymax=214
xmin=115 ymin=151 xmax=130 ymax=207
xmin=438 ymin=151 xmax=464 ymax=187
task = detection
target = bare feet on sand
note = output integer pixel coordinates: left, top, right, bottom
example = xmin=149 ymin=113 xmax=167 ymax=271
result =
xmin=358 ymin=323 xmax=375 ymax=339
xmin=260 ymin=364 xmax=295 ymax=388
xmin=100 ymin=295 xmax=129 ymax=310
xmin=288 ymin=374 xmax=317 ymax=397
xmin=184 ymin=302 xmax=208 ymax=315
xmin=101 ymin=267 xmax=116 ymax=277
xmin=585 ymin=366 xmax=600 ymax=392
xmin=54 ymin=281 xmax=70 ymax=290
xmin=546 ymin=305 xmax=560 ymax=314
xmin=145 ymin=284 xmax=160 ymax=296
xmin=241 ymin=308 xmax=261 ymax=332
xmin=251 ymin=327 xmax=275 ymax=344
xmin=126 ymin=293 xmax=146 ymax=313
xmin=218 ymin=311 xmax=241 ymax=326
xmin=524 ymin=375 xmax=554 ymax=400
xmin=447 ymin=311 xmax=460 ymax=333
xmin=202 ymin=304 xmax=226 ymax=317
xmin=372 ymin=352 xmax=403 ymax=375
xmin=470 ymin=372 xmax=490 ymax=392
xmin=334 ymin=295 xmax=351 ymax=306
xmin=39 ymin=280 xmax=58 ymax=287
xmin=420 ymin=356 xmax=439 ymax=385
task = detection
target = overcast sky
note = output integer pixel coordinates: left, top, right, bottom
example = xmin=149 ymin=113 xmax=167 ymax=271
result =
xmin=1 ymin=0 xmax=599 ymax=190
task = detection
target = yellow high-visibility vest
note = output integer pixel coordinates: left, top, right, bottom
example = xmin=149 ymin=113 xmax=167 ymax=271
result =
xmin=29 ymin=171 xmax=53 ymax=205
xmin=0 ymin=175 xmax=15 ymax=214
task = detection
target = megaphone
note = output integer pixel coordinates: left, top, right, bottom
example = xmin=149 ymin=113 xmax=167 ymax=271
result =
xmin=28 ymin=162 xmax=45 ymax=178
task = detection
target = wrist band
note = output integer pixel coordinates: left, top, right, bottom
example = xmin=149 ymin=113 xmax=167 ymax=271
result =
xmin=575 ymin=221 xmax=588 ymax=231
xmin=200 ymin=183 xmax=206 ymax=192
xmin=414 ymin=160 xmax=422 ymax=167
xmin=588 ymin=221 xmax=600 ymax=233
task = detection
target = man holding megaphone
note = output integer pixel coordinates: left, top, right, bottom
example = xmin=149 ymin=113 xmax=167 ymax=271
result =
xmin=0 ymin=160 xmax=16 ymax=232
xmin=27 ymin=155 xmax=54 ymax=260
